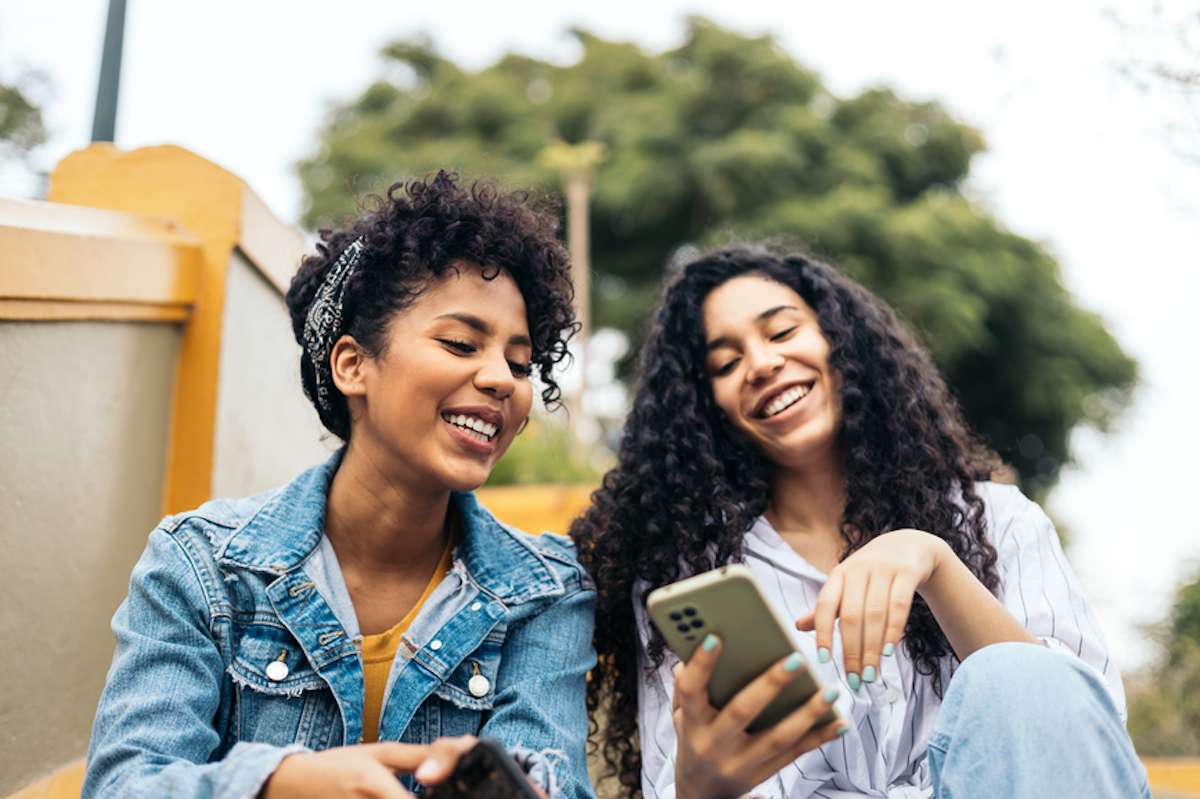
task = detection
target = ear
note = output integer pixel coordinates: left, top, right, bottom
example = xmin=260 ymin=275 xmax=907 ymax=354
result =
xmin=329 ymin=335 xmax=369 ymax=399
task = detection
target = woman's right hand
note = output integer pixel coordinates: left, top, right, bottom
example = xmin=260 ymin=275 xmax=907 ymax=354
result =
xmin=672 ymin=635 xmax=845 ymax=799
xmin=262 ymin=737 xmax=476 ymax=799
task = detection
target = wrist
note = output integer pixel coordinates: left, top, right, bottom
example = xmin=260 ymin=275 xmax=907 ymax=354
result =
xmin=917 ymin=534 xmax=954 ymax=594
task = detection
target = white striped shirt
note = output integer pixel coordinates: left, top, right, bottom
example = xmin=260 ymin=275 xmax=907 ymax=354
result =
xmin=634 ymin=482 xmax=1124 ymax=799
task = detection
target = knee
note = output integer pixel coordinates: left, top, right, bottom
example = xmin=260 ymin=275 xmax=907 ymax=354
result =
xmin=946 ymin=641 xmax=1109 ymax=720
xmin=954 ymin=641 xmax=1068 ymax=690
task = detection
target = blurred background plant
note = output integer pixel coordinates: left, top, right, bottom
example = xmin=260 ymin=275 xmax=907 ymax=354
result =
xmin=298 ymin=17 xmax=1137 ymax=502
xmin=484 ymin=417 xmax=611 ymax=487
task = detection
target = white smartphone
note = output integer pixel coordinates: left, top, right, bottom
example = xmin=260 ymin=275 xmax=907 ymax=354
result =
xmin=646 ymin=564 xmax=838 ymax=733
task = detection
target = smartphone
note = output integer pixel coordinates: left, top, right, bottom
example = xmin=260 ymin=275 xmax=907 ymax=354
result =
xmin=647 ymin=564 xmax=837 ymax=734
xmin=425 ymin=738 xmax=540 ymax=799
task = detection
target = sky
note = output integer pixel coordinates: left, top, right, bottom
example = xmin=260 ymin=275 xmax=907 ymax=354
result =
xmin=3 ymin=0 xmax=1199 ymax=671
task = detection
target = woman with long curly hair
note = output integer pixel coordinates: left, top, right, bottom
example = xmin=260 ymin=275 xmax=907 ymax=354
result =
xmin=572 ymin=246 xmax=1146 ymax=798
xmin=84 ymin=172 xmax=595 ymax=799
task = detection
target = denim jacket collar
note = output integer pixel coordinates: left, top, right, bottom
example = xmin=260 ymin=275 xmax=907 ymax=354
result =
xmin=215 ymin=449 xmax=563 ymax=605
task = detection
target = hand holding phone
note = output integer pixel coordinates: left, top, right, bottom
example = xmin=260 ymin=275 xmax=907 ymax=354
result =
xmin=424 ymin=738 xmax=542 ymax=799
xmin=647 ymin=565 xmax=847 ymax=799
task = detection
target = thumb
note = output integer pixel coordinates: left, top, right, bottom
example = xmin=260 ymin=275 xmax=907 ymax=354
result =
xmin=365 ymin=742 xmax=432 ymax=773
xmin=794 ymin=611 xmax=816 ymax=631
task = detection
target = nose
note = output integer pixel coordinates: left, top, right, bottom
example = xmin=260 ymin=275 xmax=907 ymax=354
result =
xmin=474 ymin=348 xmax=516 ymax=401
xmin=744 ymin=341 xmax=784 ymax=384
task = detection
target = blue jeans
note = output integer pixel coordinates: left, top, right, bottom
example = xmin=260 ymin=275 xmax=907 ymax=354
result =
xmin=928 ymin=642 xmax=1150 ymax=798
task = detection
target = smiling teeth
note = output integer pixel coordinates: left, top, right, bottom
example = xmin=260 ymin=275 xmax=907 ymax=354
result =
xmin=443 ymin=414 xmax=498 ymax=441
xmin=764 ymin=385 xmax=811 ymax=417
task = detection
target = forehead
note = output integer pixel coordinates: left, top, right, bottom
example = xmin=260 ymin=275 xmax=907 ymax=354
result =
xmin=403 ymin=262 xmax=528 ymax=330
xmin=702 ymin=275 xmax=809 ymax=332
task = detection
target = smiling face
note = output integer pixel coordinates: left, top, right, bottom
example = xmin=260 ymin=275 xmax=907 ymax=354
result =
xmin=702 ymin=274 xmax=842 ymax=471
xmin=334 ymin=262 xmax=534 ymax=493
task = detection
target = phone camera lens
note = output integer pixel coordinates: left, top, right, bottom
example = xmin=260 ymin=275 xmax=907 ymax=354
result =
xmin=669 ymin=611 xmax=683 ymax=621
xmin=690 ymin=619 xmax=704 ymax=628
xmin=676 ymin=623 xmax=691 ymax=633
xmin=683 ymin=607 xmax=697 ymax=616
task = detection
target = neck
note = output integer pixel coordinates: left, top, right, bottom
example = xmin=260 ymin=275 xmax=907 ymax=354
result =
xmin=324 ymin=438 xmax=451 ymax=576
xmin=766 ymin=449 xmax=847 ymax=543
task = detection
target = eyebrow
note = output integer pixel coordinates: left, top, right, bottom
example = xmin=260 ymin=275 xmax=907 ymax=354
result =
xmin=705 ymin=305 xmax=799 ymax=352
xmin=435 ymin=312 xmax=532 ymax=348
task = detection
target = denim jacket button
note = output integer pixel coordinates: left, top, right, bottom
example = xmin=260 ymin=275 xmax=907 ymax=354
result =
xmin=430 ymin=640 xmax=443 ymax=651
xmin=468 ymin=674 xmax=490 ymax=697
xmin=470 ymin=602 xmax=482 ymax=612
xmin=266 ymin=660 xmax=289 ymax=681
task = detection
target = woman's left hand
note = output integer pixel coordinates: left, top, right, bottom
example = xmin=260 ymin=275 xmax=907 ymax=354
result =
xmin=795 ymin=529 xmax=949 ymax=688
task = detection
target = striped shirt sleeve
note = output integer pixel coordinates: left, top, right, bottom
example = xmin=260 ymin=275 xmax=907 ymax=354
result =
xmin=983 ymin=483 xmax=1127 ymax=720
xmin=633 ymin=595 xmax=682 ymax=799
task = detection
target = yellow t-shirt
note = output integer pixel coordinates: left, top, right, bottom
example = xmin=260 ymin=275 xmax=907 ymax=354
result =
xmin=360 ymin=535 xmax=455 ymax=743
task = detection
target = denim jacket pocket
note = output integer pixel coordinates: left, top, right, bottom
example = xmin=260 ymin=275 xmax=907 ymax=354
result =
xmin=433 ymin=628 xmax=503 ymax=712
xmin=228 ymin=624 xmax=338 ymax=749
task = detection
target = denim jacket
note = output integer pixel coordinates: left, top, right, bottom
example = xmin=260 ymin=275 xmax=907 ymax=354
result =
xmin=83 ymin=451 xmax=597 ymax=799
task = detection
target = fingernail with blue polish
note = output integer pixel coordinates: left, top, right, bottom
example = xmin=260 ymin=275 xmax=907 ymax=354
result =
xmin=847 ymin=672 xmax=861 ymax=691
xmin=702 ymin=634 xmax=718 ymax=652
xmin=883 ymin=643 xmax=895 ymax=657
xmin=837 ymin=725 xmax=850 ymax=737
xmin=822 ymin=686 xmax=839 ymax=703
xmin=863 ymin=666 xmax=877 ymax=683
xmin=818 ymin=647 xmax=831 ymax=664
xmin=784 ymin=653 xmax=804 ymax=672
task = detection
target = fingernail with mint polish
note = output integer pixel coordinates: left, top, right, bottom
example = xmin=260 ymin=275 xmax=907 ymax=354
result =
xmin=837 ymin=725 xmax=850 ymax=737
xmin=784 ymin=653 xmax=804 ymax=672
xmin=847 ymin=672 xmax=861 ymax=691
xmin=883 ymin=643 xmax=895 ymax=657
xmin=702 ymin=634 xmax=718 ymax=652
xmin=863 ymin=666 xmax=877 ymax=683
xmin=818 ymin=647 xmax=831 ymax=664
xmin=415 ymin=758 xmax=442 ymax=782
xmin=822 ymin=686 xmax=839 ymax=703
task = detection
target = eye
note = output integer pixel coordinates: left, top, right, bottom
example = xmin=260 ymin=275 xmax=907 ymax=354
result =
xmin=438 ymin=338 xmax=476 ymax=354
xmin=712 ymin=358 xmax=740 ymax=377
xmin=770 ymin=326 xmax=798 ymax=342
xmin=508 ymin=360 xmax=533 ymax=378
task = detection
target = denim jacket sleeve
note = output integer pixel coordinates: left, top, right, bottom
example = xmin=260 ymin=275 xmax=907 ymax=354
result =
xmin=83 ymin=527 xmax=305 ymax=799
xmin=483 ymin=542 xmax=597 ymax=799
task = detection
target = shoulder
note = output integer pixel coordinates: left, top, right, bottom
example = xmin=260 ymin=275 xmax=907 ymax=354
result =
xmin=500 ymin=524 xmax=595 ymax=596
xmin=156 ymin=487 xmax=281 ymax=560
xmin=972 ymin=480 xmax=1057 ymax=553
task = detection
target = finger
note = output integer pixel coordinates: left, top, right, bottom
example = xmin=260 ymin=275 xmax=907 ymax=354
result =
xmin=415 ymin=736 xmax=478 ymax=785
xmin=711 ymin=651 xmax=806 ymax=738
xmin=353 ymin=758 xmax=412 ymax=799
xmin=838 ymin=570 xmax=869 ymax=688
xmin=366 ymin=742 xmax=433 ymax=773
xmin=860 ymin=571 xmax=894 ymax=683
xmin=745 ymin=681 xmax=839 ymax=765
xmin=674 ymin=633 xmax=721 ymax=726
xmin=811 ymin=571 xmax=844 ymax=666
xmin=794 ymin=610 xmax=815 ymax=632
xmin=883 ymin=573 xmax=918 ymax=657
xmin=760 ymin=718 xmax=847 ymax=776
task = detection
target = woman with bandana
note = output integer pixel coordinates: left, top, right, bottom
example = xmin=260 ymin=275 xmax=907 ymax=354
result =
xmin=83 ymin=173 xmax=595 ymax=799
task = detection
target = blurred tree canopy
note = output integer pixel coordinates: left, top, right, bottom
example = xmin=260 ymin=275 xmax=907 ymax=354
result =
xmin=0 ymin=79 xmax=46 ymax=160
xmin=298 ymin=17 xmax=1137 ymax=497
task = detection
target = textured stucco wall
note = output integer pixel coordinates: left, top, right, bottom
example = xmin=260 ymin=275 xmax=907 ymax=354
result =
xmin=0 ymin=321 xmax=178 ymax=793
xmin=211 ymin=251 xmax=334 ymax=500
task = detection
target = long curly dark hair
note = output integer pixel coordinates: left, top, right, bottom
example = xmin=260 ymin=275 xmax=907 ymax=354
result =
xmin=286 ymin=171 xmax=577 ymax=439
xmin=571 ymin=246 xmax=1001 ymax=796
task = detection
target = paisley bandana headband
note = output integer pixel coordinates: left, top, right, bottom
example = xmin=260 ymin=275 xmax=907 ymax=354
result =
xmin=302 ymin=237 xmax=366 ymax=414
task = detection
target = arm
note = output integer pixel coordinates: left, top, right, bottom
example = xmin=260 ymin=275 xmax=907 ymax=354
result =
xmin=483 ymin=584 xmax=597 ymax=799
xmin=84 ymin=528 xmax=306 ymax=799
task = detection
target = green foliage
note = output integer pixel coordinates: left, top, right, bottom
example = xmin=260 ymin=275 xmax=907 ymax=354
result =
xmin=485 ymin=419 xmax=610 ymax=487
xmin=0 ymin=80 xmax=46 ymax=158
xmin=1128 ymin=568 xmax=1200 ymax=756
xmin=298 ymin=17 xmax=1137 ymax=496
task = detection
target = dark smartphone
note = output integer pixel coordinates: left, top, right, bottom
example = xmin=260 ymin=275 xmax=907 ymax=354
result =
xmin=425 ymin=738 xmax=541 ymax=799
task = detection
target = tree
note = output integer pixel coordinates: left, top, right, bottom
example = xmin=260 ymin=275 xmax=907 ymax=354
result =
xmin=1 ymin=70 xmax=49 ymax=194
xmin=1127 ymin=568 xmax=1200 ymax=755
xmin=297 ymin=17 xmax=1137 ymax=497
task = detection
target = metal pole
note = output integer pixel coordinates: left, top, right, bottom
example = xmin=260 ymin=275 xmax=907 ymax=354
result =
xmin=91 ymin=0 xmax=127 ymax=142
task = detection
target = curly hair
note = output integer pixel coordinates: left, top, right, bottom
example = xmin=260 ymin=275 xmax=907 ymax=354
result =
xmin=570 ymin=246 xmax=1001 ymax=796
xmin=286 ymin=171 xmax=577 ymax=439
